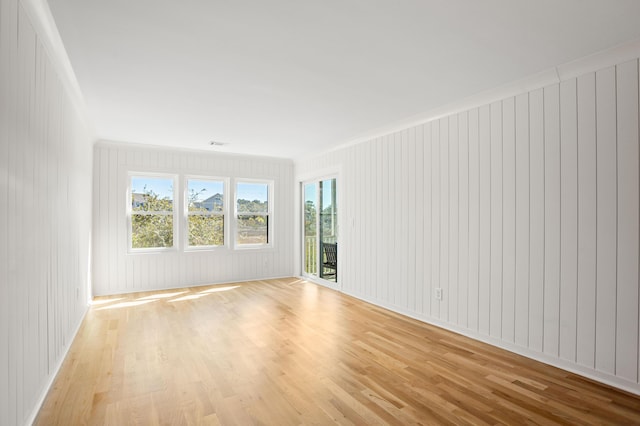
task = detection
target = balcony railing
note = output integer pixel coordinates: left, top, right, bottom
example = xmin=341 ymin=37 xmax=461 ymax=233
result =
xmin=304 ymin=236 xmax=337 ymax=279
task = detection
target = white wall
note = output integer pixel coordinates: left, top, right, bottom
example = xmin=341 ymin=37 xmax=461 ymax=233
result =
xmin=0 ymin=0 xmax=94 ymax=424
xmin=92 ymin=141 xmax=294 ymax=296
xmin=295 ymin=57 xmax=640 ymax=394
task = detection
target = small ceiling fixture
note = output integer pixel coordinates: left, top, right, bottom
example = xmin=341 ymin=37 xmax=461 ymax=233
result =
xmin=209 ymin=141 xmax=226 ymax=147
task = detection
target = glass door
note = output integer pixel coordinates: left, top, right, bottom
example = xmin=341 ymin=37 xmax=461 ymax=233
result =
xmin=302 ymin=178 xmax=338 ymax=283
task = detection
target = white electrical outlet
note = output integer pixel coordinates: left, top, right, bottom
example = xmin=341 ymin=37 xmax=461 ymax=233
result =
xmin=435 ymin=287 xmax=443 ymax=301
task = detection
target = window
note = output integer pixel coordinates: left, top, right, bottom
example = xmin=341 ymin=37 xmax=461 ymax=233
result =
xmin=129 ymin=175 xmax=176 ymax=250
xmin=235 ymin=181 xmax=272 ymax=246
xmin=127 ymin=175 xmax=274 ymax=252
xmin=186 ymin=178 xmax=226 ymax=248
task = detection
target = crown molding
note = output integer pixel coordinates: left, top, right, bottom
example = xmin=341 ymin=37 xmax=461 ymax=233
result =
xmin=308 ymin=37 xmax=640 ymax=161
xmin=19 ymin=0 xmax=95 ymax=134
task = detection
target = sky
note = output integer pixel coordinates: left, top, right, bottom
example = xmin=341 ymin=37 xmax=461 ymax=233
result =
xmin=236 ymin=182 xmax=268 ymax=202
xmin=188 ymin=179 xmax=224 ymax=202
xmin=321 ymin=179 xmax=334 ymax=209
xmin=132 ymin=176 xmax=174 ymax=199
xmin=304 ymin=183 xmax=316 ymax=205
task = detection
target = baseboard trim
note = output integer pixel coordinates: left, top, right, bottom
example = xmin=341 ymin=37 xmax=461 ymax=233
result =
xmin=25 ymin=304 xmax=90 ymax=426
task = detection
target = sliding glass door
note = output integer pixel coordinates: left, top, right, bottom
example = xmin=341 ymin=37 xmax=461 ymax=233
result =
xmin=303 ymin=178 xmax=338 ymax=283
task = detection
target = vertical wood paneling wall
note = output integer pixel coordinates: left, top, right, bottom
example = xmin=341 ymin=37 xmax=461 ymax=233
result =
xmin=92 ymin=142 xmax=294 ymax=296
xmin=295 ymin=58 xmax=640 ymax=394
xmin=0 ymin=0 xmax=94 ymax=424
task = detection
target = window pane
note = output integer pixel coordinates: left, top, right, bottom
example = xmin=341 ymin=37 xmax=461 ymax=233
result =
xmin=237 ymin=215 xmax=268 ymax=244
xmin=131 ymin=176 xmax=174 ymax=212
xmin=188 ymin=179 xmax=224 ymax=212
xmin=319 ymin=178 xmax=337 ymax=282
xmin=304 ymin=183 xmax=317 ymax=275
xmin=131 ymin=214 xmax=173 ymax=248
xmin=320 ymin=178 xmax=337 ymax=243
xmin=188 ymin=215 xmax=224 ymax=246
xmin=237 ymin=182 xmax=268 ymax=213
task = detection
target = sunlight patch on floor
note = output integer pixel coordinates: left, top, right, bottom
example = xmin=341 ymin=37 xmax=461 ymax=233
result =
xmin=91 ymin=297 xmax=125 ymax=306
xmin=137 ymin=291 xmax=188 ymax=300
xmin=95 ymin=299 xmax=159 ymax=310
xmin=90 ymin=284 xmax=242 ymax=308
xmin=169 ymin=293 xmax=212 ymax=302
xmin=198 ymin=285 xmax=240 ymax=294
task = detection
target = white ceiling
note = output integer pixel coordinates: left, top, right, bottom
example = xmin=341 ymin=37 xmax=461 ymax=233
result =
xmin=47 ymin=0 xmax=640 ymax=159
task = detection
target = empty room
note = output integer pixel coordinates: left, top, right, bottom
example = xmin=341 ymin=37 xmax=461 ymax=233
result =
xmin=2 ymin=0 xmax=640 ymax=424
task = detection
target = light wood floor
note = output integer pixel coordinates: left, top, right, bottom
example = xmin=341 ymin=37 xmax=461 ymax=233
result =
xmin=36 ymin=278 xmax=640 ymax=425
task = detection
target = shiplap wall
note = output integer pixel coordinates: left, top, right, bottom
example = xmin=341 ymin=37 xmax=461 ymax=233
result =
xmin=0 ymin=0 xmax=94 ymax=424
xmin=295 ymin=58 xmax=640 ymax=394
xmin=92 ymin=142 xmax=294 ymax=296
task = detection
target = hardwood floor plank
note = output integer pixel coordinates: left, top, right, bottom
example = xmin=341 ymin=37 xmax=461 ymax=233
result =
xmin=35 ymin=278 xmax=640 ymax=425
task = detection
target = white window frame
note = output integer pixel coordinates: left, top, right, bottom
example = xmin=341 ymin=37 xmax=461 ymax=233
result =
xmin=127 ymin=172 xmax=178 ymax=253
xmin=234 ymin=179 xmax=274 ymax=249
xmin=184 ymin=176 xmax=229 ymax=251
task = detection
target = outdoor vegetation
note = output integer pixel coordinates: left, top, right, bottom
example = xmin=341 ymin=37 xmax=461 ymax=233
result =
xmin=131 ymin=186 xmax=268 ymax=248
xmin=188 ymin=187 xmax=224 ymax=246
xmin=131 ymin=188 xmax=174 ymax=249
xmin=236 ymin=198 xmax=269 ymax=244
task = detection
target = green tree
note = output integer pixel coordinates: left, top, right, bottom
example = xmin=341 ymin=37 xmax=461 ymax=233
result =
xmin=237 ymin=198 xmax=267 ymax=213
xmin=187 ymin=188 xmax=224 ymax=246
xmin=304 ymin=200 xmax=316 ymax=236
xmin=131 ymin=187 xmax=174 ymax=248
xmin=320 ymin=203 xmax=336 ymax=241
xmin=236 ymin=198 xmax=269 ymax=244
